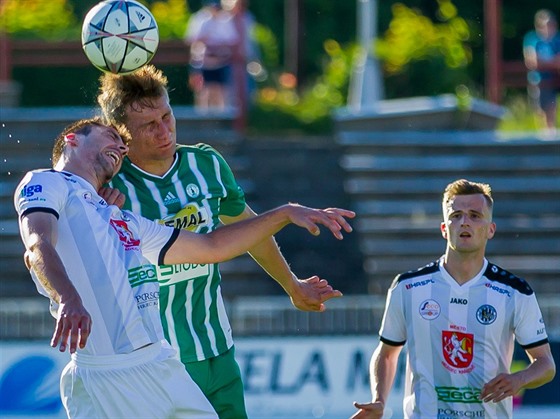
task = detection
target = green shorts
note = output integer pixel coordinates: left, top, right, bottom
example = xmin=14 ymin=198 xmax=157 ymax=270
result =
xmin=184 ymin=346 xmax=248 ymax=419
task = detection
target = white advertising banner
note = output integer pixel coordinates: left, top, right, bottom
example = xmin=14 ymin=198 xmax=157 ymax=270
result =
xmin=0 ymin=337 xmax=406 ymax=419
xmin=235 ymin=336 xmax=405 ymax=418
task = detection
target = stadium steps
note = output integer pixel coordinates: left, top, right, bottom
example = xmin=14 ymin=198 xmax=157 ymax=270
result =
xmin=220 ymin=135 xmax=368 ymax=298
xmin=336 ymin=131 xmax=560 ymax=295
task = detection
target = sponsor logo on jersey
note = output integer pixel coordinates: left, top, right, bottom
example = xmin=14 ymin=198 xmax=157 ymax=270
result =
xmin=158 ymin=263 xmax=210 ymax=286
xmin=419 ymin=299 xmax=441 ymax=320
xmin=485 ymin=282 xmax=511 ymax=297
xmin=450 ymin=324 xmax=467 ymax=332
xmin=135 ymin=291 xmax=159 ymax=309
xmin=82 ymin=191 xmax=108 ymax=208
xmin=405 ymin=278 xmax=435 ymax=290
xmin=476 ymin=304 xmax=497 ymax=325
xmin=20 ymin=183 xmax=43 ymax=198
xmin=186 ymin=183 xmax=200 ymax=198
xmin=437 ymin=407 xmax=486 ymax=418
xmin=442 ymin=331 xmax=474 ymax=372
xmin=159 ymin=204 xmax=208 ymax=231
xmin=450 ymin=297 xmax=468 ymax=305
xmin=109 ymin=219 xmax=140 ymax=250
xmin=163 ymin=191 xmax=180 ymax=205
xmin=128 ymin=264 xmax=158 ymax=287
xmin=435 ymin=386 xmax=482 ymax=404
xmin=83 ymin=192 xmax=94 ymax=206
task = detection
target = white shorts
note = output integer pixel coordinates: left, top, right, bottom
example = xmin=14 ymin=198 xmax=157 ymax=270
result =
xmin=60 ymin=340 xmax=217 ymax=419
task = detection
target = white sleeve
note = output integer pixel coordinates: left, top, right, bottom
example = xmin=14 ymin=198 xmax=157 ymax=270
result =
xmin=514 ymin=292 xmax=548 ymax=348
xmin=132 ymin=212 xmax=176 ymax=265
xmin=14 ymin=171 xmax=67 ymax=218
xmin=378 ymin=280 xmax=407 ymax=345
xmin=185 ymin=11 xmax=207 ymax=41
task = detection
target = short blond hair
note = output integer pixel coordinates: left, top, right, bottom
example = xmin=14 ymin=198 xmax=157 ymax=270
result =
xmin=442 ymin=179 xmax=493 ymax=214
xmin=97 ymin=65 xmax=168 ymax=127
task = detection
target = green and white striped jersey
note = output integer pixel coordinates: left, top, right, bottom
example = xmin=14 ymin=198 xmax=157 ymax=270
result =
xmin=111 ymin=143 xmax=246 ymax=363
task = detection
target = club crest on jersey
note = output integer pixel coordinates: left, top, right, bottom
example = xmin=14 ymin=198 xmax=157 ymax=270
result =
xmin=476 ymin=304 xmax=497 ymax=325
xmin=419 ymin=299 xmax=441 ymax=320
xmin=186 ymin=183 xmax=200 ymax=198
xmin=110 ymin=219 xmax=140 ymax=250
xmin=159 ymin=203 xmax=208 ymax=231
xmin=442 ymin=331 xmax=474 ymax=372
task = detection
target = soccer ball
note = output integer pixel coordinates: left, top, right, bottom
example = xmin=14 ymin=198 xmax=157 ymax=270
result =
xmin=81 ymin=0 xmax=159 ymax=74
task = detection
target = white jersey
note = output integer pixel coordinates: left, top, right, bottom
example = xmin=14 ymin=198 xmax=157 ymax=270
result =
xmin=14 ymin=170 xmax=179 ymax=356
xmin=379 ymin=257 xmax=549 ymax=419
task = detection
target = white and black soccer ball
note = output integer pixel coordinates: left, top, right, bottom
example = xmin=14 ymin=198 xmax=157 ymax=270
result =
xmin=81 ymin=0 xmax=159 ymax=74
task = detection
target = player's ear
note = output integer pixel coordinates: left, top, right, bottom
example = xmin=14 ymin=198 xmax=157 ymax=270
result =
xmin=440 ymin=221 xmax=447 ymax=239
xmin=64 ymin=133 xmax=78 ymax=146
xmin=487 ymin=222 xmax=496 ymax=239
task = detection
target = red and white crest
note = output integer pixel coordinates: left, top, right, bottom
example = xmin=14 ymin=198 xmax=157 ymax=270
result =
xmin=110 ymin=219 xmax=140 ymax=249
xmin=442 ymin=331 xmax=474 ymax=369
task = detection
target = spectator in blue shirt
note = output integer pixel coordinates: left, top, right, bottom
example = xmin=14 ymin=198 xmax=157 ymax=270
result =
xmin=523 ymin=9 xmax=560 ymax=134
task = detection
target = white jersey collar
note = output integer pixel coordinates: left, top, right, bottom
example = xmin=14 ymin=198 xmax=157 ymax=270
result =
xmin=438 ymin=256 xmax=488 ymax=289
xmin=129 ymin=153 xmax=178 ymax=179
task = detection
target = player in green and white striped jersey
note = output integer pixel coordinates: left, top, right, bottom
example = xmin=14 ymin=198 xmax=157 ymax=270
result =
xmin=98 ymin=65 xmax=344 ymax=418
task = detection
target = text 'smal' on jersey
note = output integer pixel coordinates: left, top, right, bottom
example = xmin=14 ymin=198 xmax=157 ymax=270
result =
xmin=159 ymin=203 xmax=208 ymax=232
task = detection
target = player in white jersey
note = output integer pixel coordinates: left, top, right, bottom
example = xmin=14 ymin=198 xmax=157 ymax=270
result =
xmin=14 ymin=118 xmax=354 ymax=419
xmin=352 ymin=179 xmax=555 ymax=419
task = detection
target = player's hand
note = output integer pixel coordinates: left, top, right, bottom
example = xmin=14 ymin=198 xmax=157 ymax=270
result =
xmin=98 ymin=186 xmax=126 ymax=208
xmin=351 ymin=401 xmax=385 ymax=419
xmin=289 ymin=276 xmax=343 ymax=312
xmin=51 ymin=295 xmax=92 ymax=353
xmin=480 ymin=373 xmax=522 ymax=403
xmin=286 ymin=205 xmax=355 ymax=240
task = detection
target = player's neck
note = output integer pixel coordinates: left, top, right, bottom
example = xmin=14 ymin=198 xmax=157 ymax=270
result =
xmin=56 ymin=161 xmax=103 ymax=191
xmin=128 ymin=155 xmax=176 ymax=177
xmin=442 ymin=252 xmax=486 ymax=285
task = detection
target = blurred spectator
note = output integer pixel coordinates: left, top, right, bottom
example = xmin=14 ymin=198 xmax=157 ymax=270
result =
xmin=523 ymin=9 xmax=560 ymax=133
xmin=185 ymin=0 xmax=239 ymax=110
xmin=223 ymin=0 xmax=263 ymax=105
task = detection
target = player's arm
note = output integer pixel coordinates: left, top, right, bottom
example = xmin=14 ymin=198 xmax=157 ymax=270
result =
xmin=19 ymin=211 xmax=91 ymax=353
xmin=480 ymin=343 xmax=556 ymax=403
xmin=351 ymin=341 xmax=403 ymax=419
xmin=523 ymin=44 xmax=538 ymax=70
xmin=163 ymin=203 xmax=354 ymax=266
xmin=220 ymin=204 xmax=343 ymax=312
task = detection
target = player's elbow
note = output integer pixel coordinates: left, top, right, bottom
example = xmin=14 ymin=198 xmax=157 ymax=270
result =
xmin=543 ymin=359 xmax=556 ymax=385
xmin=527 ymin=356 xmax=556 ymax=390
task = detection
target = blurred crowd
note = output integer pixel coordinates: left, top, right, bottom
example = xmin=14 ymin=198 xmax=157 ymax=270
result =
xmin=184 ymin=0 xmax=261 ymax=111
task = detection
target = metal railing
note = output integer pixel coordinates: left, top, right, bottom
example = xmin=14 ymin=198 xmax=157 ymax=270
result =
xmin=1 ymin=295 xmax=558 ymax=340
